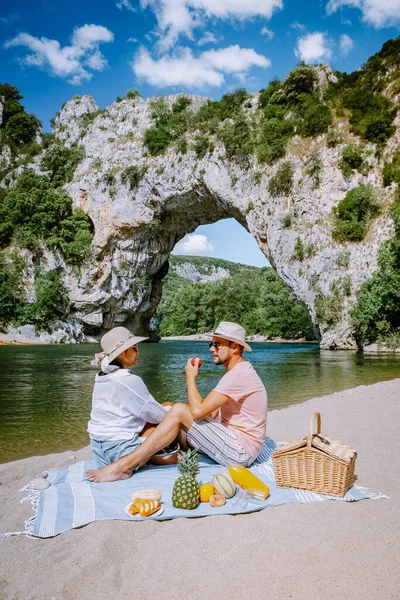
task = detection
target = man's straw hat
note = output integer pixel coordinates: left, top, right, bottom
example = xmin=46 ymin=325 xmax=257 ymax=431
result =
xmin=100 ymin=327 xmax=148 ymax=362
xmin=211 ymin=321 xmax=252 ymax=352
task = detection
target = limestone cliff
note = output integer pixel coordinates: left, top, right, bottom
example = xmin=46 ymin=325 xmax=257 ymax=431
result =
xmin=2 ymin=59 xmax=399 ymax=348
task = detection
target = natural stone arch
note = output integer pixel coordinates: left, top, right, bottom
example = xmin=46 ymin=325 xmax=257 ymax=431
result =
xmin=56 ymin=93 xmax=394 ymax=349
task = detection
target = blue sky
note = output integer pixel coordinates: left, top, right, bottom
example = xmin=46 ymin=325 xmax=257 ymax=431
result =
xmin=2 ymin=0 xmax=400 ymax=267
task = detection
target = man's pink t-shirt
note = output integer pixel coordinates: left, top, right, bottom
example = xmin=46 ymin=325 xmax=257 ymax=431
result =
xmin=214 ymin=361 xmax=268 ymax=459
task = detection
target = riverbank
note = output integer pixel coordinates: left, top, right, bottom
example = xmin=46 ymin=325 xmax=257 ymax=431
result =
xmin=1 ymin=377 xmax=399 ymax=599
xmin=161 ymin=333 xmax=317 ymax=343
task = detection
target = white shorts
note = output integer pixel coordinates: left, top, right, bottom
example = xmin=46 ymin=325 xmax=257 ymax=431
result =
xmin=186 ymin=418 xmax=253 ymax=467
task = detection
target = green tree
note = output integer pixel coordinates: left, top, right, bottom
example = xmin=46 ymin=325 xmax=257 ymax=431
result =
xmin=4 ymin=112 xmax=40 ymax=146
xmin=40 ymin=142 xmax=85 ymax=186
xmin=332 ymin=185 xmax=379 ymax=242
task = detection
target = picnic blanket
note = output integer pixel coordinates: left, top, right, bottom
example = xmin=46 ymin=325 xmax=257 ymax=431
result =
xmin=8 ymin=438 xmax=387 ymax=538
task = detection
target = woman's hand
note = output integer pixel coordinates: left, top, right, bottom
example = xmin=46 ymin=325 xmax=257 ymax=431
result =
xmin=185 ymin=357 xmax=202 ymax=379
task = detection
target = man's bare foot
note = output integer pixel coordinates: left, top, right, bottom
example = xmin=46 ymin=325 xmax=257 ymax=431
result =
xmin=85 ymin=462 xmax=132 ymax=482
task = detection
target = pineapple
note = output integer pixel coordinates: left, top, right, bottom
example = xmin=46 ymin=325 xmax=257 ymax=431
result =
xmin=172 ymin=448 xmax=200 ymax=509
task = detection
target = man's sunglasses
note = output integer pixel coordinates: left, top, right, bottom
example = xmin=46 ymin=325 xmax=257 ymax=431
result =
xmin=209 ymin=341 xmax=230 ymax=349
xmin=131 ymin=346 xmax=139 ymax=353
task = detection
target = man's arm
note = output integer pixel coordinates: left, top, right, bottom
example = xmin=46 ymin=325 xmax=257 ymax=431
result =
xmin=185 ymin=359 xmax=229 ymax=420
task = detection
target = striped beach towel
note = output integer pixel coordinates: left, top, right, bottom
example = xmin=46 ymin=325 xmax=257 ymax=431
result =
xmin=7 ymin=438 xmax=386 ymax=538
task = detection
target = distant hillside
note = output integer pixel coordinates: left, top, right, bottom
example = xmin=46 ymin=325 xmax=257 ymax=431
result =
xmin=170 ymin=254 xmax=257 ymax=280
xmin=156 ymin=256 xmax=315 ymax=340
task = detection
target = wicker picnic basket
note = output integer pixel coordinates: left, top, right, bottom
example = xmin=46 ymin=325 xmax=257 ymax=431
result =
xmin=272 ymin=413 xmax=357 ymax=497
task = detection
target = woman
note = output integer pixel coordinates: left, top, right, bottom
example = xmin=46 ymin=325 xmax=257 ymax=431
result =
xmin=88 ymin=326 xmax=170 ymax=469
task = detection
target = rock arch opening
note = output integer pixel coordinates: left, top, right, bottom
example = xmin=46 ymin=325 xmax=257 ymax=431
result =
xmin=76 ymin=186 xmax=317 ymax=343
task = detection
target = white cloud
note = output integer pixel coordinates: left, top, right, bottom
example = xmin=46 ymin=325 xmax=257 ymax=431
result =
xmin=197 ymin=32 xmax=218 ymax=46
xmin=295 ymin=32 xmax=332 ymax=63
xmin=141 ymin=0 xmax=283 ymax=50
xmin=172 ymin=234 xmax=214 ymax=256
xmin=4 ymin=24 xmax=114 ymax=85
xmin=117 ymin=0 xmax=136 ymax=11
xmin=127 ymin=37 xmax=139 ymax=43
xmin=339 ymin=33 xmax=354 ymax=55
xmin=326 ymin=0 xmax=400 ymax=29
xmin=290 ymin=20 xmax=306 ymax=30
xmin=261 ymin=27 xmax=274 ymax=39
xmin=202 ymin=45 xmax=270 ymax=72
xmin=132 ymin=44 xmax=270 ymax=88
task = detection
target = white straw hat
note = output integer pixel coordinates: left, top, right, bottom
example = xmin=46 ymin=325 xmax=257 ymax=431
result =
xmin=100 ymin=327 xmax=148 ymax=362
xmin=211 ymin=321 xmax=252 ymax=352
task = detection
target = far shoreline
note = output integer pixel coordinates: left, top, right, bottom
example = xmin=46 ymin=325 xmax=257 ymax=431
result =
xmin=160 ymin=334 xmax=318 ymax=343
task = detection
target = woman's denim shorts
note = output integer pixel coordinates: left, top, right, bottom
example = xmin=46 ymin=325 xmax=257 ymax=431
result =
xmin=90 ymin=435 xmax=144 ymax=469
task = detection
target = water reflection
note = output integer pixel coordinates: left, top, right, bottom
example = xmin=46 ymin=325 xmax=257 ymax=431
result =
xmin=0 ymin=342 xmax=399 ymax=463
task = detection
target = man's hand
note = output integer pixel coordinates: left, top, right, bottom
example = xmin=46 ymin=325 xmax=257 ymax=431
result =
xmin=185 ymin=357 xmax=201 ymax=379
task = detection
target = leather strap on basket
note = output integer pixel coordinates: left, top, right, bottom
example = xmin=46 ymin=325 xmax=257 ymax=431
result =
xmin=307 ymin=412 xmax=321 ymax=448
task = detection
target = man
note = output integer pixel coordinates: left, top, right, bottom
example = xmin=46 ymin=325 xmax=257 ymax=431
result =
xmin=86 ymin=322 xmax=268 ymax=482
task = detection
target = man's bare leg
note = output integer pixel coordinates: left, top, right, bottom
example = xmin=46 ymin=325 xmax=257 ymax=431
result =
xmin=85 ymin=403 xmax=194 ymax=482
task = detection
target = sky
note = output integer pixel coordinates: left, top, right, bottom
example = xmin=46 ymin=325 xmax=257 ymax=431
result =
xmin=2 ymin=0 xmax=400 ymax=266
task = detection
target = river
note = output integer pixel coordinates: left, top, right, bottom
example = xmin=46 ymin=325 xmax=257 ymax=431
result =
xmin=1 ymin=341 xmax=399 ymax=463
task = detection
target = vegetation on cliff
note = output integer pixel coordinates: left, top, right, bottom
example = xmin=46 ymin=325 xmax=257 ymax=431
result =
xmin=351 ymin=193 xmax=400 ymax=348
xmin=0 ymin=253 xmax=68 ymax=327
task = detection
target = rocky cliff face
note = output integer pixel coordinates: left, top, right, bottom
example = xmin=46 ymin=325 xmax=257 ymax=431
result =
xmin=7 ymin=71 xmax=399 ymax=348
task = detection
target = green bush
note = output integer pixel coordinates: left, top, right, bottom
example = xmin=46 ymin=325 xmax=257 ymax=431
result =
xmin=305 ymin=152 xmax=323 ymax=188
xmin=4 ymin=112 xmax=40 ymax=146
xmin=103 ymin=173 xmax=116 ymax=186
xmin=282 ymin=215 xmax=292 ymax=228
xmin=217 ymin=115 xmax=253 ymax=165
xmin=149 ymin=98 xmax=170 ymax=123
xmin=268 ymin=161 xmax=294 ymax=197
xmin=125 ymin=89 xmax=142 ymax=99
xmin=332 ymin=184 xmax=379 ymax=241
xmin=193 ymin=134 xmax=214 ymax=159
xmin=282 ymin=64 xmax=318 ymax=104
xmin=296 ymin=96 xmax=332 ymax=137
xmin=144 ymin=124 xmax=171 ymax=155
xmin=0 ymin=252 xmax=27 ymax=324
xmin=40 ymin=142 xmax=85 ymax=187
xmin=121 ymin=165 xmax=146 ymax=189
xmin=315 ymin=286 xmax=343 ymax=328
xmin=258 ymin=77 xmax=282 ymax=108
xmin=172 ymin=97 xmax=192 ymax=113
xmin=175 ymin=136 xmax=188 ymax=154
xmin=48 ymin=209 xmax=93 ymax=265
xmin=22 ymin=269 xmax=69 ymax=325
xmin=382 ymin=149 xmax=400 ymax=186
xmin=351 ymin=196 xmax=400 ymax=346
xmin=326 ymin=126 xmax=342 ymax=148
xmin=338 ymin=145 xmax=366 ymax=178
xmin=0 ymin=83 xmax=24 ymax=125
xmin=257 ymin=109 xmax=294 ymax=164
xmin=292 ymin=237 xmax=305 ymax=261
xmin=342 ymin=88 xmax=396 ymax=144
xmin=0 ymin=170 xmax=93 ymax=262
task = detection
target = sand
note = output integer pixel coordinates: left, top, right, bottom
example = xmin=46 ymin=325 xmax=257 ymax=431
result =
xmin=1 ymin=377 xmax=399 ymax=600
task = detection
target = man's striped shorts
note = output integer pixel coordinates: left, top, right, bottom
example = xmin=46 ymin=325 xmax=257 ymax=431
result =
xmin=186 ymin=418 xmax=253 ymax=467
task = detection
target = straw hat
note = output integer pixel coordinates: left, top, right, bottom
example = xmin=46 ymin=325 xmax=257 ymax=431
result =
xmin=100 ymin=327 xmax=148 ymax=362
xmin=211 ymin=321 xmax=252 ymax=352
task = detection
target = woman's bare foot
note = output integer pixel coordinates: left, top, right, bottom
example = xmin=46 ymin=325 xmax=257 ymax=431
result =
xmin=85 ymin=462 xmax=133 ymax=482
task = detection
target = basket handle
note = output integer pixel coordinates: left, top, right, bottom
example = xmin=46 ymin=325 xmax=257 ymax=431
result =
xmin=307 ymin=412 xmax=321 ymax=448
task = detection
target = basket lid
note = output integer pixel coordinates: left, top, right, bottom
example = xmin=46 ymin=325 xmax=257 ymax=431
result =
xmin=273 ymin=413 xmax=357 ymax=464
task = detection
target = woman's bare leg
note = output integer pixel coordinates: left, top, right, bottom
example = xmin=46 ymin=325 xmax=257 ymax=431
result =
xmin=85 ymin=403 xmax=194 ymax=482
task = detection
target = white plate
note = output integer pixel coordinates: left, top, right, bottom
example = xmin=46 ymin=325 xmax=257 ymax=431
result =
xmin=124 ymin=503 xmax=164 ymax=519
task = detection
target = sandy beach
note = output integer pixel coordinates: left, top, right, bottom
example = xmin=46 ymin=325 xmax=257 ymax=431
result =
xmin=1 ymin=377 xmax=399 ymax=600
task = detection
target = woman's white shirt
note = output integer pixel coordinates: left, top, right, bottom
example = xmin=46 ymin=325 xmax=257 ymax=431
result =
xmin=87 ymin=369 xmax=167 ymax=441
